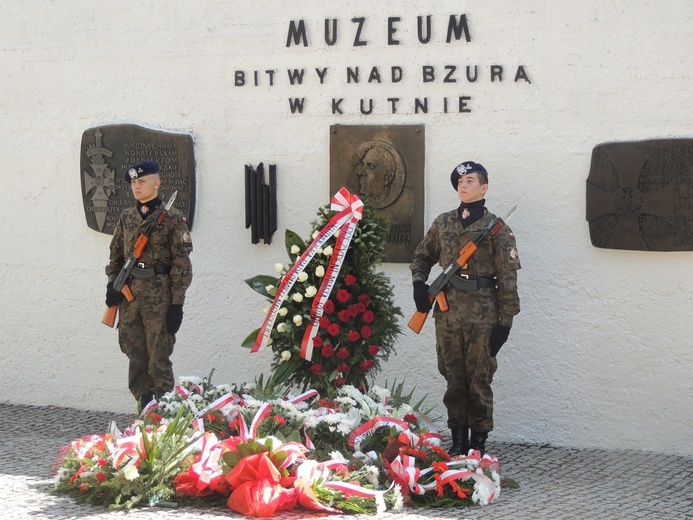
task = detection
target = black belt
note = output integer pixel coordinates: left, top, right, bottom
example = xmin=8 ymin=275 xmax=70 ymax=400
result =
xmin=131 ymin=264 xmax=172 ymax=279
xmin=448 ymin=274 xmax=496 ymax=291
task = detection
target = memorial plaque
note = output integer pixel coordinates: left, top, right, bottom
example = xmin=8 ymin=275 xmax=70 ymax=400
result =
xmin=586 ymin=139 xmax=693 ymax=251
xmin=80 ymin=124 xmax=195 ymax=235
xmin=330 ymin=125 xmax=424 ymax=263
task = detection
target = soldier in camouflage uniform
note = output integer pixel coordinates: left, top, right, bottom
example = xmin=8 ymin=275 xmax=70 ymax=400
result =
xmin=105 ymin=161 xmax=193 ymax=411
xmin=410 ymin=161 xmax=520 ymax=455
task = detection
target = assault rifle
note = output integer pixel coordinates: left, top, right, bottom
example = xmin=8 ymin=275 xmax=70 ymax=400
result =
xmin=407 ymin=204 xmax=518 ymax=334
xmin=102 ymin=191 xmax=178 ymax=327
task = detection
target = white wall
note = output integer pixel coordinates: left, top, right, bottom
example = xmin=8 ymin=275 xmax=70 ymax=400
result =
xmin=1 ymin=1 xmax=691 ymax=455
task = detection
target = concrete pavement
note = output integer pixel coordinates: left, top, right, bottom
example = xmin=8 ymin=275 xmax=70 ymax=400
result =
xmin=1 ymin=402 xmax=691 ymax=519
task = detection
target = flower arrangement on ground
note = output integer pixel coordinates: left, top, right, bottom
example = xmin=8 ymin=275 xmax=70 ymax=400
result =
xmin=244 ymin=192 xmax=402 ymax=397
xmin=53 ymin=374 xmax=507 ymax=515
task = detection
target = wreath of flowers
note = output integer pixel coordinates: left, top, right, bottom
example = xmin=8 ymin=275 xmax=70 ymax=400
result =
xmin=243 ymin=201 xmax=402 ymax=396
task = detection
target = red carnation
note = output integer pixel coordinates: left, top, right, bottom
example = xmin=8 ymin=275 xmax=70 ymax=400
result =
xmin=321 ymin=345 xmax=334 ymax=357
xmin=368 ymin=345 xmax=380 ymax=356
xmin=338 ymin=310 xmax=350 ymax=323
xmin=362 ymin=310 xmax=374 ymax=323
xmin=337 ymin=289 xmax=350 ymax=303
xmin=336 ymin=348 xmax=349 ymax=359
xmin=345 ymin=274 xmax=357 ymax=285
xmin=348 ymin=330 xmax=361 ymax=342
xmin=327 ymin=323 xmax=340 ymax=336
xmin=273 ymin=415 xmax=286 ymax=426
xmin=96 ymin=472 xmax=106 ymax=483
xmin=360 ymin=360 xmax=375 ymax=370
xmin=403 ymin=413 xmax=417 ymax=424
xmin=359 ymin=294 xmax=371 ymax=304
xmin=319 ymin=316 xmax=330 ymax=329
xmin=313 ymin=336 xmax=324 ymax=348
xmin=333 ymin=377 xmax=346 ymax=387
xmin=323 ymin=300 xmax=335 ymax=314
xmin=361 ymin=325 xmax=372 ymax=339
xmin=311 ymin=364 xmax=323 ymax=375
xmin=337 ymin=363 xmax=350 ymax=373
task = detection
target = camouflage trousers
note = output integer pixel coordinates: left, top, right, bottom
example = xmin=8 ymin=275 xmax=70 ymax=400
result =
xmin=435 ymin=320 xmax=497 ymax=433
xmin=117 ymin=277 xmax=176 ymax=401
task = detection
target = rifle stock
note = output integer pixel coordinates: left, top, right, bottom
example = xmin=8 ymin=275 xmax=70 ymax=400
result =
xmin=102 ymin=306 xmax=117 ymax=327
xmin=101 ymin=285 xmax=135 ymax=328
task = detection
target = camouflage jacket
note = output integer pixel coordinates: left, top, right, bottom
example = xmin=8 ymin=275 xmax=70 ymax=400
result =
xmin=410 ymin=208 xmax=520 ymax=326
xmin=106 ymin=206 xmax=193 ymax=305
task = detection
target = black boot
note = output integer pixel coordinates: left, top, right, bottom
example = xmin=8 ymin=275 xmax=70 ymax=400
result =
xmin=448 ymin=426 xmax=469 ymax=457
xmin=470 ymin=431 xmax=488 ymax=454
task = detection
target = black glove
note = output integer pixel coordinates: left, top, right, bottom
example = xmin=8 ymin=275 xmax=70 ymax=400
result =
xmin=166 ymin=304 xmax=184 ymax=334
xmin=490 ymin=325 xmax=511 ymax=357
xmin=413 ymin=281 xmax=433 ymax=313
xmin=105 ymin=282 xmax=124 ymax=307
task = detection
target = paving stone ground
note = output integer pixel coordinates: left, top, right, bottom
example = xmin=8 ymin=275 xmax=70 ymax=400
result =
xmin=1 ymin=403 xmax=691 ymax=519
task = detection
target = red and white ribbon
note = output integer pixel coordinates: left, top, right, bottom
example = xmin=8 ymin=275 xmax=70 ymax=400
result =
xmin=192 ymin=392 xmax=243 ymax=432
xmin=251 ymin=188 xmax=363 ymax=359
xmin=300 ymin=188 xmax=363 ymax=360
xmin=348 ymin=416 xmax=410 ymax=451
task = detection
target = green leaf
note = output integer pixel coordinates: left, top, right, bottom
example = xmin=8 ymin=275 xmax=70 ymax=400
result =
xmin=245 ymin=275 xmax=279 ymax=298
xmin=285 ymin=229 xmax=307 ymax=258
xmin=241 ymin=328 xmax=261 ymax=349
xmin=268 ymin=357 xmax=303 ymax=387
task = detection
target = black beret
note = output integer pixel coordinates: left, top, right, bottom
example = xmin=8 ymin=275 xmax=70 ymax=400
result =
xmin=125 ymin=161 xmax=160 ymax=182
xmin=450 ymin=161 xmax=488 ymax=189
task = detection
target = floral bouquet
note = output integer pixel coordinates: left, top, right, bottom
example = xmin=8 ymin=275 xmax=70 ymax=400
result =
xmin=53 ymin=374 xmax=509 ymax=515
xmin=243 ymin=191 xmax=401 ymax=397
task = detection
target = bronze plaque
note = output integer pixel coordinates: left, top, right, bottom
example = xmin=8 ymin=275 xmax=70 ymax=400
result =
xmin=586 ymin=139 xmax=693 ymax=251
xmin=80 ymin=124 xmax=195 ymax=235
xmin=330 ymin=125 xmax=424 ymax=263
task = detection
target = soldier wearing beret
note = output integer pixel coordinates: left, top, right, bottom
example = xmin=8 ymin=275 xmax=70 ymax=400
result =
xmin=410 ymin=161 xmax=520 ymax=455
xmin=105 ymin=161 xmax=193 ymax=411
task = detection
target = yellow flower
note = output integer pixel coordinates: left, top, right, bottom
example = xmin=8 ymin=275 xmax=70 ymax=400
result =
xmin=291 ymin=245 xmax=301 ymax=255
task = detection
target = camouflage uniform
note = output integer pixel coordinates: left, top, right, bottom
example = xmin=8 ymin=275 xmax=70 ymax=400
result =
xmin=410 ymin=208 xmax=520 ymax=433
xmin=106 ymin=204 xmax=193 ymax=401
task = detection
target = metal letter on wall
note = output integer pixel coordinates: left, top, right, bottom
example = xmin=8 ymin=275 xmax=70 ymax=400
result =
xmin=586 ymin=139 xmax=693 ymax=251
xmin=245 ymin=163 xmax=278 ymax=244
xmin=80 ymin=124 xmax=196 ymax=235
xmin=330 ymin=125 xmax=425 ymax=263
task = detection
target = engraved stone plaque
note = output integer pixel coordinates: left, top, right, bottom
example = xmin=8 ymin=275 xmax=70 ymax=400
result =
xmin=80 ymin=124 xmax=195 ymax=235
xmin=586 ymin=139 xmax=693 ymax=251
xmin=330 ymin=125 xmax=424 ymax=263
